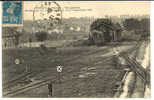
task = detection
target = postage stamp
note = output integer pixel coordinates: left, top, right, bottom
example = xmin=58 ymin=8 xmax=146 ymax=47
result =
xmin=2 ymin=1 xmax=23 ymax=27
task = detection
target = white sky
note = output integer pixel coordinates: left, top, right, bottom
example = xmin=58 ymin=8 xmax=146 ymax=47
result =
xmin=24 ymin=1 xmax=150 ymax=20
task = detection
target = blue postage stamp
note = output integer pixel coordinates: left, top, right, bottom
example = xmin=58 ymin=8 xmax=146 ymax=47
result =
xmin=3 ymin=1 xmax=23 ymax=26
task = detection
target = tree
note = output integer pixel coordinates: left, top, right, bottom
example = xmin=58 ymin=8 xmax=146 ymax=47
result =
xmin=89 ymin=18 xmax=114 ymax=42
xmin=35 ymin=31 xmax=48 ymax=42
xmin=123 ymin=18 xmax=140 ymax=31
xmin=123 ymin=18 xmax=150 ymax=38
xmin=14 ymin=32 xmax=22 ymax=47
xmin=35 ymin=31 xmax=48 ymax=55
xmin=89 ymin=18 xmax=122 ymax=44
xmin=140 ymin=18 xmax=150 ymax=37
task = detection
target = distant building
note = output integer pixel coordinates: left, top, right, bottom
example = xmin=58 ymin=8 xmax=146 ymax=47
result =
xmin=2 ymin=31 xmax=16 ymax=48
xmin=2 ymin=27 xmax=22 ymax=48
xmin=69 ymin=27 xmax=74 ymax=31
xmin=48 ymin=28 xmax=63 ymax=34
xmin=76 ymin=27 xmax=81 ymax=32
xmin=19 ymin=42 xmax=43 ymax=48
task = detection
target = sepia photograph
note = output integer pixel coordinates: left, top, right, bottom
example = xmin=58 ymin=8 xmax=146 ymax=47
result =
xmin=2 ymin=1 xmax=150 ymax=98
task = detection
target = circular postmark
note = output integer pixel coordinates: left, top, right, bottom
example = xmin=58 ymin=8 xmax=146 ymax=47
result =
xmin=33 ymin=1 xmax=62 ymax=32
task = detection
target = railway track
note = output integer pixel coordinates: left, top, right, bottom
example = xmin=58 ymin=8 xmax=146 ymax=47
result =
xmin=3 ymin=43 xmax=138 ymax=97
xmin=3 ymin=56 xmax=114 ymax=97
xmin=118 ymin=40 xmax=149 ymax=84
xmin=3 ymin=72 xmax=32 ymax=86
xmin=114 ymin=40 xmax=150 ymax=97
xmin=3 ymin=46 xmax=112 ymax=90
xmin=122 ymin=54 xmax=148 ymax=83
xmin=3 ymin=72 xmax=38 ymax=90
xmin=113 ymin=53 xmax=149 ymax=98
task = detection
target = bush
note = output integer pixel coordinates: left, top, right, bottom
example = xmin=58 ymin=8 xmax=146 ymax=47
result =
xmin=123 ymin=18 xmax=150 ymax=37
xmin=89 ymin=18 xmax=122 ymax=44
xmin=35 ymin=31 xmax=48 ymax=42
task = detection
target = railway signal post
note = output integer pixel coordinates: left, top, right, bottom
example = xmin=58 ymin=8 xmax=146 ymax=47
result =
xmin=56 ymin=65 xmax=63 ymax=84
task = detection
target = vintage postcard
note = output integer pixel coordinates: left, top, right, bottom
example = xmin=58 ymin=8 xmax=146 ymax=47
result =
xmin=2 ymin=1 xmax=150 ymax=98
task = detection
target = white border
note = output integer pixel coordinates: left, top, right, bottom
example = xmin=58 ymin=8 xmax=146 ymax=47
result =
xmin=0 ymin=1 xmax=153 ymax=100
xmin=150 ymin=1 xmax=154 ymax=99
xmin=0 ymin=0 xmax=2 ymax=99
